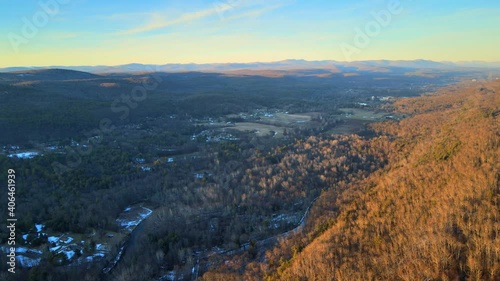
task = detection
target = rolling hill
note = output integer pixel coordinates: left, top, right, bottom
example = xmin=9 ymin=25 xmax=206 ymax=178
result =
xmin=201 ymin=80 xmax=500 ymax=281
xmin=2 ymin=59 xmax=499 ymax=75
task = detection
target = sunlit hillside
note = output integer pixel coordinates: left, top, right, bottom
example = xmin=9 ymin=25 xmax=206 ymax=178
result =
xmin=202 ymin=80 xmax=500 ymax=281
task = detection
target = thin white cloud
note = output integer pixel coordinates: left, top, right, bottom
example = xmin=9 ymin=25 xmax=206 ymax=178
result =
xmin=116 ymin=6 xmax=233 ymax=35
xmin=115 ymin=1 xmax=291 ymax=36
xmin=98 ymin=12 xmax=155 ymax=22
xmin=220 ymin=2 xmax=289 ymax=22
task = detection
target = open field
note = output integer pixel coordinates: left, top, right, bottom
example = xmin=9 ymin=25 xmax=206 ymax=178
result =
xmin=228 ymin=122 xmax=284 ymax=137
xmin=224 ymin=112 xmax=316 ymax=137
xmin=258 ymin=112 xmax=313 ymax=126
xmin=324 ymin=108 xmax=390 ymax=135
xmin=339 ymin=108 xmax=388 ymax=121
xmin=327 ymin=119 xmax=368 ymax=135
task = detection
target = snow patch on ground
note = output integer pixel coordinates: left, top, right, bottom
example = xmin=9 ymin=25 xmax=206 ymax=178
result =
xmin=50 ymin=246 xmax=62 ymax=252
xmin=15 ymin=247 xmax=42 ymax=254
xmin=48 ymin=236 xmax=60 ymax=243
xmin=1 ymin=246 xmax=42 ymax=255
xmin=85 ymin=252 xmax=106 ymax=263
xmin=17 ymin=255 xmax=41 ymax=267
xmin=46 ymin=234 xmax=79 ymax=262
xmin=16 ymin=247 xmax=28 ymax=253
xmin=63 ymin=250 xmax=75 ymax=260
xmin=8 ymin=152 xmax=39 ymax=159
xmin=16 ymin=247 xmax=43 ymax=255
xmin=11 ymin=247 xmax=43 ymax=268
xmin=116 ymin=206 xmax=153 ymax=232
xmin=140 ymin=207 xmax=153 ymax=219
xmin=35 ymin=224 xmax=44 ymax=232
xmin=96 ymin=243 xmax=107 ymax=251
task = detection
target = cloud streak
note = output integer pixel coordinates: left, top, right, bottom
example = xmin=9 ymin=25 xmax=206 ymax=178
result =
xmin=116 ymin=6 xmax=232 ymax=35
xmin=116 ymin=1 xmax=290 ymax=36
xmin=220 ymin=2 xmax=289 ymax=23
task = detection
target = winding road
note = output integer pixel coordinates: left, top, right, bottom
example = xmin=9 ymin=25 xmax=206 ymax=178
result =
xmin=191 ymin=196 xmax=319 ymax=280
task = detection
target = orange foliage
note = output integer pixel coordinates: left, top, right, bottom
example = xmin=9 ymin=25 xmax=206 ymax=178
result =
xmin=204 ymin=81 xmax=500 ymax=281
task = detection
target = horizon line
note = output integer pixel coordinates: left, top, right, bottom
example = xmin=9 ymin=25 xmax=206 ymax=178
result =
xmin=2 ymin=58 xmax=500 ymax=69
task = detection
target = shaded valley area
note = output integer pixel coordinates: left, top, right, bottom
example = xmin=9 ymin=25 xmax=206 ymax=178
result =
xmin=0 ymin=64 xmax=498 ymax=280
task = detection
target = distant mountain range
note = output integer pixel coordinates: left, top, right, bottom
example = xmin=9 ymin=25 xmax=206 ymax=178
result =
xmin=1 ymin=60 xmax=499 ymax=74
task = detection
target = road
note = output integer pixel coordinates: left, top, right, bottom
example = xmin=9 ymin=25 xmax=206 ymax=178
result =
xmin=191 ymin=196 xmax=319 ymax=280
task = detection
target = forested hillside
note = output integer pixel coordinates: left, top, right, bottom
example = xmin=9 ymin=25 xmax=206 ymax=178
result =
xmin=1 ymin=67 xmax=460 ymax=280
xmin=202 ymin=80 xmax=500 ymax=281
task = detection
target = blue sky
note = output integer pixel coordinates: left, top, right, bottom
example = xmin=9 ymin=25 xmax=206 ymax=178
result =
xmin=0 ymin=0 xmax=499 ymax=67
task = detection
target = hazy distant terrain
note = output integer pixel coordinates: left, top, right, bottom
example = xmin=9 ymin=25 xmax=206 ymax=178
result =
xmin=2 ymin=59 xmax=500 ymax=74
xmin=2 ymin=61 xmax=490 ymax=145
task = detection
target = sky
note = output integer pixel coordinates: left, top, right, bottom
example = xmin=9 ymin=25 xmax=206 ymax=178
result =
xmin=0 ymin=0 xmax=499 ymax=67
